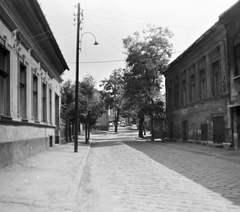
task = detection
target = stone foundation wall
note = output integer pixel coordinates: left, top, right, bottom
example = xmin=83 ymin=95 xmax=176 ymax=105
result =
xmin=0 ymin=137 xmax=48 ymax=169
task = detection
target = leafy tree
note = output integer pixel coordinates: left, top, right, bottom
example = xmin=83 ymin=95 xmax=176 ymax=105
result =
xmin=79 ymin=75 xmax=105 ymax=143
xmin=123 ymin=24 xmax=173 ymax=140
xmin=100 ymin=68 xmax=124 ymax=133
xmin=61 ymin=79 xmax=75 ymax=142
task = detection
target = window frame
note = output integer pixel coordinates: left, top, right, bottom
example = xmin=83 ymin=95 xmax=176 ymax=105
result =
xmin=199 ymin=68 xmax=206 ymax=100
xmin=49 ymin=88 xmax=52 ymax=124
xmin=42 ymin=82 xmax=47 ymax=123
xmin=212 ymin=60 xmax=221 ymax=97
xmin=189 ymin=74 xmax=196 ymax=103
xmin=0 ymin=45 xmax=10 ymax=116
xmin=32 ymin=73 xmax=38 ymax=121
xmin=234 ymin=44 xmax=240 ymax=76
xmin=19 ymin=62 xmax=27 ymax=119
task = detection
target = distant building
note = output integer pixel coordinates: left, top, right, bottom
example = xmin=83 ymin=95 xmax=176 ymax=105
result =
xmin=164 ymin=19 xmax=231 ymax=144
xmin=0 ymin=0 xmax=69 ymax=168
xmin=95 ymin=112 xmax=109 ymax=131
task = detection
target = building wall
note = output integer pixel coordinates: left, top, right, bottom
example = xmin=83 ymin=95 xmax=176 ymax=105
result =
xmin=95 ymin=112 xmax=109 ymax=131
xmin=220 ymin=2 xmax=240 ymax=149
xmin=165 ymin=24 xmax=231 ymax=143
xmin=0 ymin=2 xmax=67 ymax=168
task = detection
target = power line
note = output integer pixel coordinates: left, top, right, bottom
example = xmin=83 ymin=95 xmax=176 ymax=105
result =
xmin=85 ymin=16 xmax=122 ymax=44
xmin=83 ymin=17 xmax=123 ymax=53
xmin=67 ymin=59 xmax=125 ymax=64
xmin=84 ymin=6 xmax=213 ymax=23
xmin=85 ymin=13 xmax=208 ymax=30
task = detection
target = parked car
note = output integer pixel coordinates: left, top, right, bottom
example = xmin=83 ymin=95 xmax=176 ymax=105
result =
xmin=130 ymin=124 xmax=138 ymax=130
xmin=120 ymin=122 xmax=126 ymax=127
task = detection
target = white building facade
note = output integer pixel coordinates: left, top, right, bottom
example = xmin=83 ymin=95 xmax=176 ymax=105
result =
xmin=0 ymin=0 xmax=69 ymax=168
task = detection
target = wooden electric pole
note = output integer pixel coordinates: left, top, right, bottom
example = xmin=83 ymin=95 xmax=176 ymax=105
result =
xmin=74 ymin=3 xmax=80 ymax=152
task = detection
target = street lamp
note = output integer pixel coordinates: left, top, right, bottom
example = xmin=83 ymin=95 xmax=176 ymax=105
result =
xmin=74 ymin=4 xmax=99 ymax=152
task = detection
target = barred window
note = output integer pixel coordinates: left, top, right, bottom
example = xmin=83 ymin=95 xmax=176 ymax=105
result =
xmin=19 ymin=63 xmax=27 ymax=118
xmin=42 ymin=83 xmax=47 ymax=123
xmin=32 ymin=74 xmax=38 ymax=120
xmin=0 ymin=46 xmax=10 ymax=116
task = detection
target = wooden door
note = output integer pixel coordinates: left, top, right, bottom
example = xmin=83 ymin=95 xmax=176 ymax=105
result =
xmin=182 ymin=120 xmax=188 ymax=141
xmin=213 ymin=116 xmax=225 ymax=143
xmin=201 ymin=124 xmax=208 ymax=141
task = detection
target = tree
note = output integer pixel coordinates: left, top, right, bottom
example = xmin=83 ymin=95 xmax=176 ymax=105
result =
xmin=79 ymin=75 xmax=105 ymax=143
xmin=61 ymin=79 xmax=75 ymax=142
xmin=123 ymin=24 xmax=173 ymax=140
xmin=100 ymin=68 xmax=124 ymax=133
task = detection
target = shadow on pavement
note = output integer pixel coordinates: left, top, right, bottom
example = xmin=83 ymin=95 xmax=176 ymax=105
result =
xmin=123 ymin=140 xmax=240 ymax=207
xmin=91 ymin=141 xmax=123 ymax=148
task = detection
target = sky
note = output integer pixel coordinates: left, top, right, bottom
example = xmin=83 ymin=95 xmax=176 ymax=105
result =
xmin=39 ymin=0 xmax=238 ymax=88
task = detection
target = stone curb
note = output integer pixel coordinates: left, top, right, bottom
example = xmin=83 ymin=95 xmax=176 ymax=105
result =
xmin=71 ymin=143 xmax=91 ymax=207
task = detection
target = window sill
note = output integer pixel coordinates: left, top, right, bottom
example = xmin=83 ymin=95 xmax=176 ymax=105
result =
xmin=21 ymin=118 xmax=28 ymax=122
xmin=0 ymin=119 xmax=56 ymax=128
xmin=1 ymin=115 xmax=12 ymax=120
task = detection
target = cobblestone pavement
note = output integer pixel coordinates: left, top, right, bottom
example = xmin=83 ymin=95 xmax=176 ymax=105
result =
xmin=74 ymin=132 xmax=240 ymax=212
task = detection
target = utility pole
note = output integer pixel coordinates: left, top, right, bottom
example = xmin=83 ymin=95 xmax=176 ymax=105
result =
xmin=74 ymin=3 xmax=81 ymax=152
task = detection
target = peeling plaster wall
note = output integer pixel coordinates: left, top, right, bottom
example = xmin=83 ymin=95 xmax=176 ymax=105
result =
xmin=165 ymin=23 xmax=231 ymax=143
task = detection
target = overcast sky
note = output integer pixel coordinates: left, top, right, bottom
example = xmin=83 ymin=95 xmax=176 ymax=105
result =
xmin=39 ymin=0 xmax=238 ymax=87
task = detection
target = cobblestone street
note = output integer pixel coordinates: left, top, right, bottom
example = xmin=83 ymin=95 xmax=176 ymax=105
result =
xmin=74 ymin=131 xmax=240 ymax=212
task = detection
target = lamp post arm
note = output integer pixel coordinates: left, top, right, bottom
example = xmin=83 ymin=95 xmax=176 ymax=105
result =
xmin=80 ymin=32 xmax=99 ymax=51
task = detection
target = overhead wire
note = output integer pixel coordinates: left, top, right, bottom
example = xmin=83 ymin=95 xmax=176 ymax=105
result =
xmin=85 ymin=16 xmax=123 ymax=45
xmin=85 ymin=13 xmax=209 ymax=30
xmin=84 ymin=6 xmax=213 ymax=23
xmin=67 ymin=59 xmax=125 ymax=64
xmin=83 ymin=16 xmax=124 ymax=53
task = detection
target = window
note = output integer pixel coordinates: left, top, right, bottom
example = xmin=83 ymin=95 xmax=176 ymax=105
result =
xmin=32 ymin=74 xmax=38 ymax=120
xmin=42 ymin=83 xmax=47 ymax=122
xmin=199 ymin=69 xmax=206 ymax=100
xmin=181 ymin=80 xmax=186 ymax=106
xmin=168 ymin=87 xmax=172 ymax=109
xmin=189 ymin=75 xmax=195 ymax=103
xmin=0 ymin=47 xmax=9 ymax=116
xmin=174 ymin=78 xmax=179 ymax=108
xmin=234 ymin=45 xmax=240 ymax=76
xmin=49 ymin=88 xmax=52 ymax=124
xmin=19 ymin=63 xmax=27 ymax=118
xmin=212 ymin=61 xmax=221 ymax=96
xmin=168 ymin=80 xmax=172 ymax=109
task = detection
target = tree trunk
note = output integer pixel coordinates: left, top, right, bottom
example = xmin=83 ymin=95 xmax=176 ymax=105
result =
xmin=88 ymin=125 xmax=91 ymax=142
xmin=66 ymin=121 xmax=69 ymax=142
xmin=85 ymin=123 xmax=88 ymax=143
xmin=138 ymin=116 xmax=144 ymax=138
xmin=150 ymin=114 xmax=155 ymax=141
xmin=72 ymin=122 xmax=75 ymax=141
xmin=114 ymin=122 xmax=118 ymax=133
xmin=114 ymin=109 xmax=120 ymax=133
xmin=143 ymin=121 xmax=146 ymax=136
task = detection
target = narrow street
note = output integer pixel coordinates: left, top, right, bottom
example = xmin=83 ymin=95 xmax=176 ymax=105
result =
xmin=74 ymin=130 xmax=240 ymax=212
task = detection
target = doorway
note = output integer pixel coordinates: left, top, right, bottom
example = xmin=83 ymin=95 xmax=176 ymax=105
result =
xmin=213 ymin=116 xmax=225 ymax=143
xmin=201 ymin=123 xmax=208 ymax=141
xmin=182 ymin=120 xmax=188 ymax=141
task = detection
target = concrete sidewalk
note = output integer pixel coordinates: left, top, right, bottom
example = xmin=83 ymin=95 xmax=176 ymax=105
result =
xmin=0 ymin=138 xmax=90 ymax=212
